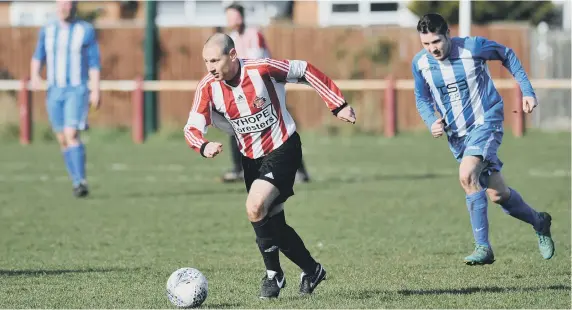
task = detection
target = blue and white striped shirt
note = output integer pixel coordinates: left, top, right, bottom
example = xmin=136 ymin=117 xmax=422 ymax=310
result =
xmin=412 ymin=36 xmax=535 ymax=137
xmin=33 ymin=19 xmax=101 ymax=88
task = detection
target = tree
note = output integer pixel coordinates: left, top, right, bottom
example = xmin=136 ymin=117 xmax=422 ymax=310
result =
xmin=408 ymin=1 xmax=559 ymax=26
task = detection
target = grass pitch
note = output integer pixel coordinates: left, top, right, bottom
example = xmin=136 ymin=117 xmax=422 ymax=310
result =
xmin=0 ymin=129 xmax=570 ymax=308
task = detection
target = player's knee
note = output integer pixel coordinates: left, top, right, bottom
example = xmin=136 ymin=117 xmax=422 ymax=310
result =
xmin=245 ymin=196 xmax=266 ymax=221
xmin=63 ymin=129 xmax=79 ymax=146
xmin=487 ymin=188 xmax=510 ymax=204
xmin=459 ymin=170 xmax=479 ymax=192
xmin=55 ymin=133 xmax=67 ymax=149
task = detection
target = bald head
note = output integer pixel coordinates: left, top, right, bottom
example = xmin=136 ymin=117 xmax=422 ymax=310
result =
xmin=202 ymin=33 xmax=239 ymax=82
xmin=204 ymin=33 xmax=235 ymax=55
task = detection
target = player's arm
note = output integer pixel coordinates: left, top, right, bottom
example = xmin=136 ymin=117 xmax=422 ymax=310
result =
xmin=30 ymin=27 xmax=46 ymax=89
xmin=475 ymin=36 xmax=535 ymax=99
xmin=184 ymin=84 xmax=219 ymax=158
xmin=86 ymin=26 xmax=101 ymax=89
xmin=86 ymin=26 xmax=102 ymax=108
xmin=265 ymin=59 xmax=350 ymax=116
xmin=412 ymin=61 xmax=439 ymax=130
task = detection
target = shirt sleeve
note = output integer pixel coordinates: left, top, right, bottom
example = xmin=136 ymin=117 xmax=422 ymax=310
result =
xmin=474 ymin=36 xmax=535 ymax=98
xmin=32 ymin=27 xmax=46 ymax=63
xmin=85 ymin=25 xmax=101 ymax=70
xmin=184 ymin=83 xmax=212 ymax=156
xmin=412 ymin=61 xmax=438 ymax=130
xmin=264 ymin=58 xmax=347 ymax=112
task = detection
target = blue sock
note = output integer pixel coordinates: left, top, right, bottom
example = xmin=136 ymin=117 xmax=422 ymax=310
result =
xmin=68 ymin=143 xmax=86 ymax=185
xmin=62 ymin=148 xmax=77 ymax=184
xmin=78 ymin=143 xmax=86 ymax=182
xmin=466 ymin=190 xmax=490 ymax=247
xmin=500 ymin=188 xmax=541 ymax=231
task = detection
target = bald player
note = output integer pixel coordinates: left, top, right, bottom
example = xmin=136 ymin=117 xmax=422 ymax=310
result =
xmin=184 ymin=33 xmax=356 ymax=299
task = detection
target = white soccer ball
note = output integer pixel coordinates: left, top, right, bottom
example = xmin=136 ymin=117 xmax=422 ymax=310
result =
xmin=166 ymin=267 xmax=208 ymax=308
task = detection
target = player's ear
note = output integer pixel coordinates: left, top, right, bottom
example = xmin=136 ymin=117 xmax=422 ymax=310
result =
xmin=229 ymin=48 xmax=237 ymax=61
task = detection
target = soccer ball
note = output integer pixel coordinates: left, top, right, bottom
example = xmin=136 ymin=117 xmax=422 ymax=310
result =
xmin=166 ymin=267 xmax=208 ymax=308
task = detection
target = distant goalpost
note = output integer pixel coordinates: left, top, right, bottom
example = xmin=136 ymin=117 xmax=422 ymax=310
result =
xmin=459 ymin=0 xmax=472 ymax=37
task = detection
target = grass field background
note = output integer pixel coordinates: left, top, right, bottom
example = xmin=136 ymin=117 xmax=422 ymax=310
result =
xmin=0 ymin=128 xmax=570 ymax=309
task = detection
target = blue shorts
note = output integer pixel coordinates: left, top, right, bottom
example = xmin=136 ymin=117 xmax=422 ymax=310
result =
xmin=46 ymin=85 xmax=90 ymax=133
xmin=448 ymin=122 xmax=504 ymax=187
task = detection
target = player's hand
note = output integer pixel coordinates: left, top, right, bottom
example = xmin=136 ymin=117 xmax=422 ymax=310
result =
xmin=431 ymin=118 xmax=445 ymax=138
xmin=203 ymin=142 xmax=223 ymax=158
xmin=522 ymin=96 xmax=538 ymax=114
xmin=90 ymin=89 xmax=101 ymax=111
xmin=336 ymin=105 xmax=356 ymax=124
xmin=30 ymin=74 xmax=43 ymax=91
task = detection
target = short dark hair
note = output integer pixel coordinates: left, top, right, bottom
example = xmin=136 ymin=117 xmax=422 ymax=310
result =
xmin=225 ymin=2 xmax=245 ymax=18
xmin=417 ymin=13 xmax=449 ymax=35
xmin=204 ymin=33 xmax=235 ymax=55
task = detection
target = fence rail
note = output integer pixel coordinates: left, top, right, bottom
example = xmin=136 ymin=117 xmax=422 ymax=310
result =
xmin=6 ymin=78 xmax=571 ymax=145
xmin=2 ymin=78 xmax=571 ymax=92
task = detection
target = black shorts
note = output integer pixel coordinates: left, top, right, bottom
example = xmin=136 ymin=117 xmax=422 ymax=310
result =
xmin=242 ymin=132 xmax=302 ymax=206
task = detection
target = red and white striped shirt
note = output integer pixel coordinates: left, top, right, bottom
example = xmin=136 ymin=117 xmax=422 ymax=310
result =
xmin=229 ymin=27 xmax=271 ymax=59
xmin=184 ymin=58 xmax=347 ymax=159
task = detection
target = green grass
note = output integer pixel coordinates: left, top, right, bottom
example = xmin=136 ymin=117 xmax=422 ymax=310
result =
xmin=0 ymin=129 xmax=570 ymax=309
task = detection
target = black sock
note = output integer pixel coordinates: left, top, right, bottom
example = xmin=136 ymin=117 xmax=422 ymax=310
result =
xmin=271 ymin=211 xmax=318 ymax=275
xmin=298 ymin=159 xmax=309 ymax=177
xmin=230 ymin=137 xmax=242 ymax=173
xmin=251 ymin=216 xmax=282 ymax=273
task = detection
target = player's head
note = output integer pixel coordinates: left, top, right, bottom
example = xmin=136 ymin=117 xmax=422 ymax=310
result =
xmin=203 ymin=33 xmax=239 ymax=81
xmin=225 ymin=3 xmax=245 ymax=32
xmin=56 ymin=0 xmax=77 ymax=22
xmin=417 ymin=13 xmax=451 ymax=61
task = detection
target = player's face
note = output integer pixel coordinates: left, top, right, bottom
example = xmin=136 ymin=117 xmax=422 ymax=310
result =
xmin=56 ymin=0 xmax=75 ymax=21
xmin=419 ymin=31 xmax=451 ymax=60
xmin=226 ymin=9 xmax=243 ymax=31
xmin=203 ymin=46 xmax=238 ymax=81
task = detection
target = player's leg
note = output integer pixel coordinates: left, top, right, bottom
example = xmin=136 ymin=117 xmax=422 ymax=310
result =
xmin=487 ymin=172 xmax=555 ymax=259
xmin=63 ymin=86 xmax=90 ymax=197
xmin=46 ymin=87 xmax=77 ymax=186
xmin=295 ymin=158 xmax=311 ymax=183
xmin=458 ymin=155 xmax=495 ymax=265
xmin=261 ymin=132 xmax=325 ymax=295
xmin=244 ymin=176 xmax=285 ymax=299
xmin=222 ymin=137 xmax=243 ymax=182
xmin=455 ymin=123 xmax=507 ymax=265
xmin=268 ymin=207 xmax=325 ymax=295
xmin=292 ymin=118 xmax=309 ymax=183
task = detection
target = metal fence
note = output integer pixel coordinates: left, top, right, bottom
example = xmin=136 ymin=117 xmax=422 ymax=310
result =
xmin=530 ymin=23 xmax=571 ymax=131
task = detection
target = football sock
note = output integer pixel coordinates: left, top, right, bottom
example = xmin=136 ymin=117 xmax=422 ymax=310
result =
xmin=271 ymin=211 xmax=318 ymax=275
xmin=230 ymin=137 xmax=242 ymax=173
xmin=68 ymin=143 xmax=86 ymax=184
xmin=62 ymin=147 xmax=77 ymax=185
xmin=466 ymin=190 xmax=490 ymax=247
xmin=500 ymin=188 xmax=542 ymax=230
xmin=251 ymin=216 xmax=282 ymax=273
xmin=298 ymin=159 xmax=309 ymax=177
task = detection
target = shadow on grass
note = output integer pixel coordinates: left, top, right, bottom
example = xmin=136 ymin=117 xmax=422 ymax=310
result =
xmin=397 ymin=284 xmax=571 ymax=295
xmin=87 ymin=172 xmax=449 ymax=200
xmin=0 ymin=266 xmax=145 ymax=277
xmin=307 ymin=172 xmax=453 ymax=186
xmin=92 ymin=186 xmax=246 ymax=200
xmin=203 ymin=302 xmax=243 ymax=309
xmin=330 ymin=285 xmax=570 ymax=302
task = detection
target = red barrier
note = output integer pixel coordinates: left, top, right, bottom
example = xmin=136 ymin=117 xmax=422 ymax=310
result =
xmin=132 ymin=77 xmax=144 ymax=144
xmin=18 ymin=79 xmax=31 ymax=145
xmin=384 ymin=76 xmax=396 ymax=137
xmin=513 ymin=83 xmax=524 ymax=137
